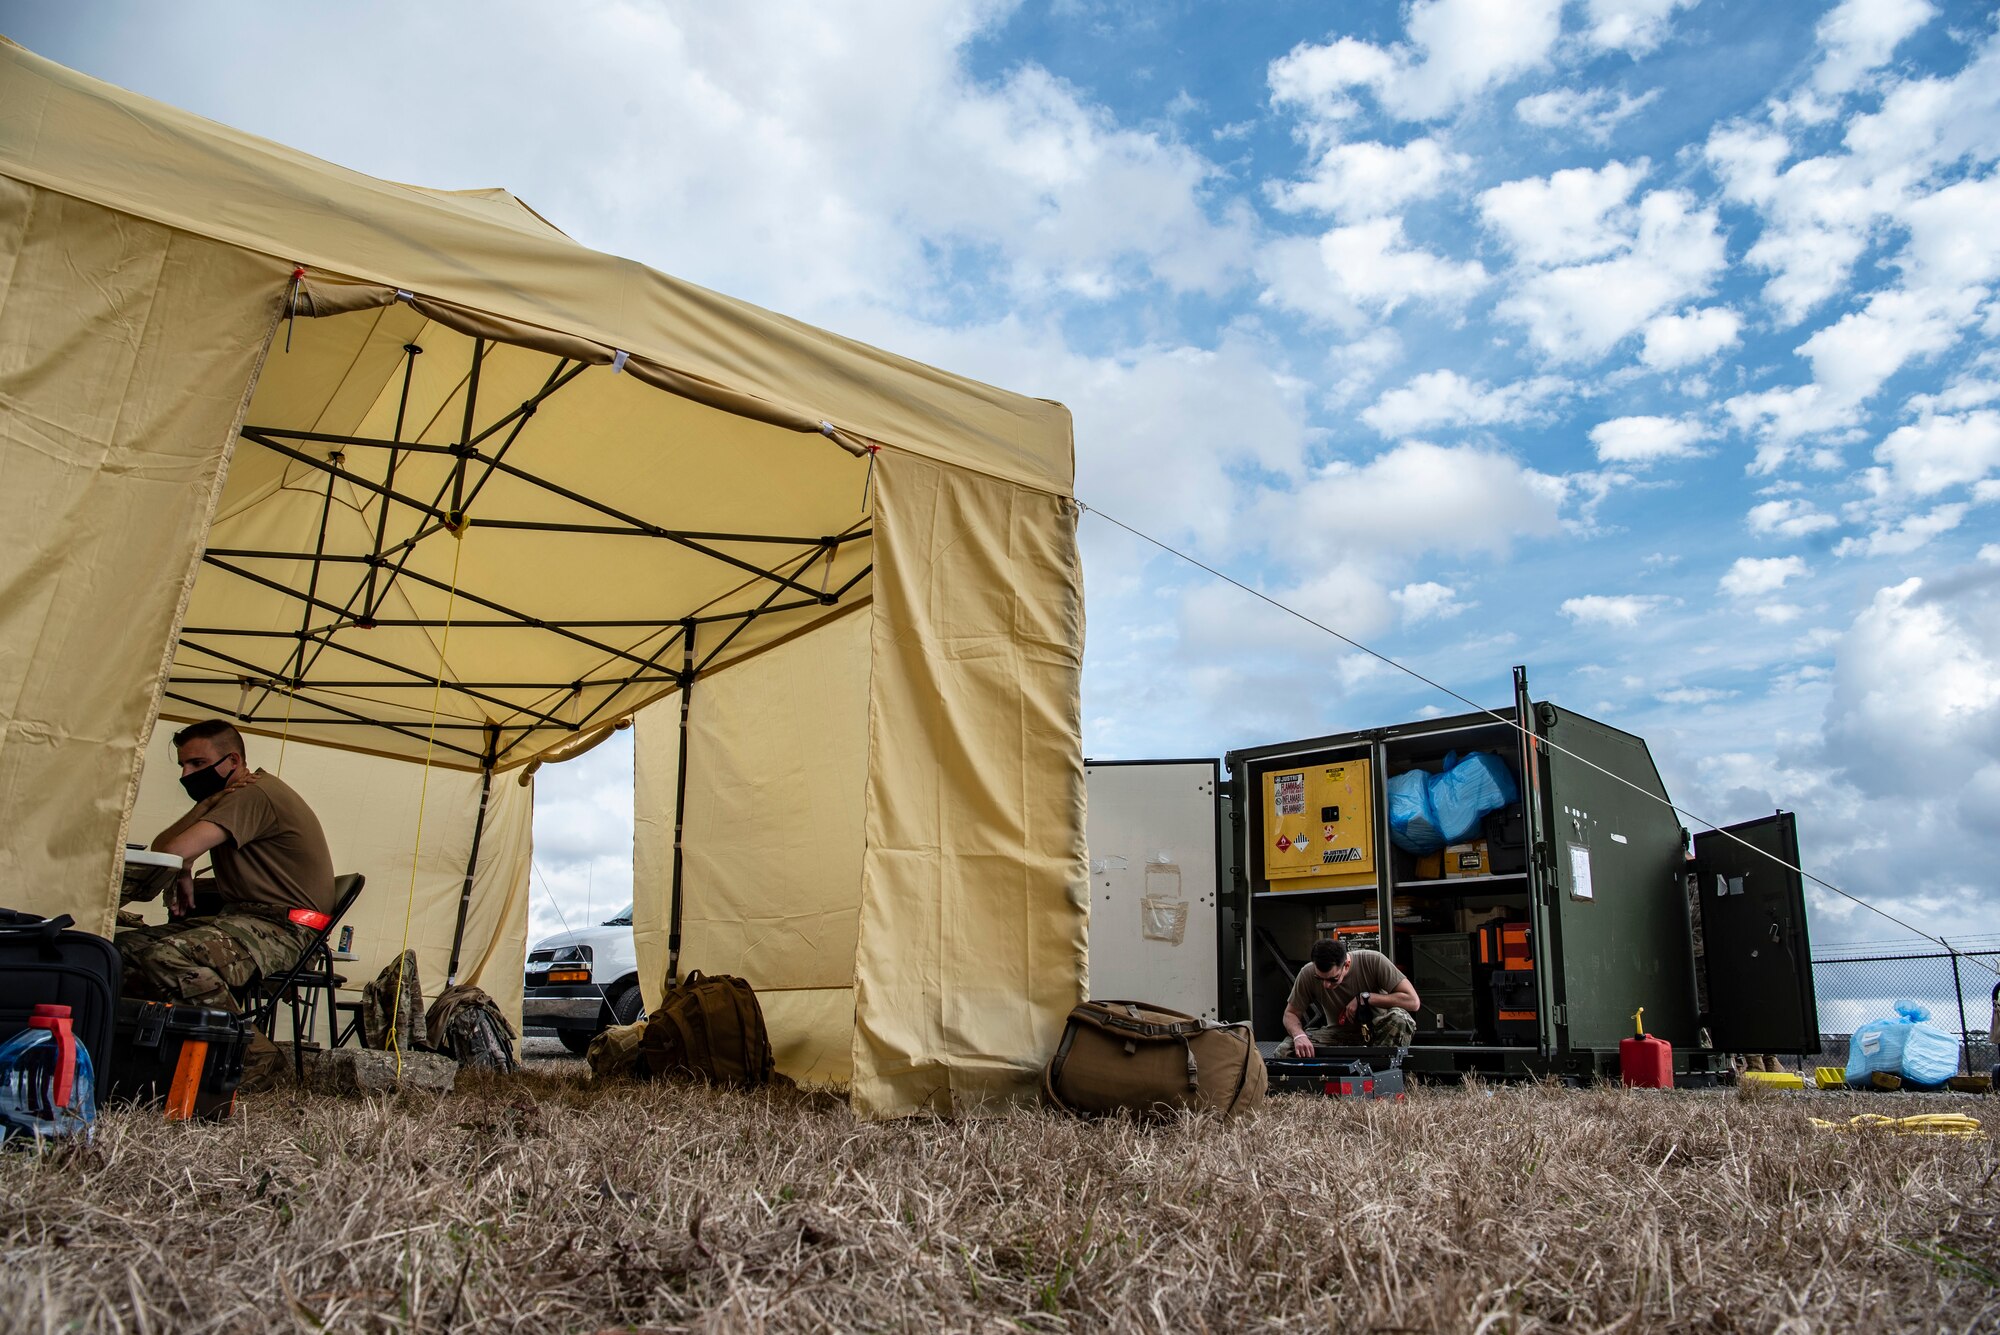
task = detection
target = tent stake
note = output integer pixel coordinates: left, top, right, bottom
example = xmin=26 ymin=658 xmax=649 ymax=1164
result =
xmin=445 ymin=727 xmax=499 ymax=986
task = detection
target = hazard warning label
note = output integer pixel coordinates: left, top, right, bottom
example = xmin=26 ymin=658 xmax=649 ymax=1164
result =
xmin=1273 ymin=772 xmax=1305 ymax=817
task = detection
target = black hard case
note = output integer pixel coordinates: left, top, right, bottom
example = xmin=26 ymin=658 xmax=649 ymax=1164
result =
xmin=0 ymin=910 xmax=120 ymax=1077
xmin=108 ymin=999 xmax=249 ymax=1118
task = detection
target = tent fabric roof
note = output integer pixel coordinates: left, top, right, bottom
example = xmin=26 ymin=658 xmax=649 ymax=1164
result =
xmin=0 ymin=37 xmax=1073 ymax=496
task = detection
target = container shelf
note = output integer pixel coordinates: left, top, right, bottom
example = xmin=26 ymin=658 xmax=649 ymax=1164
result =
xmin=1393 ymin=873 xmax=1528 ymax=889
xmin=1253 ymin=886 xmax=1377 ymax=901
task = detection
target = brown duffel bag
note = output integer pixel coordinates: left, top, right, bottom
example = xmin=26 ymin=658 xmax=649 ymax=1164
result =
xmin=639 ymin=971 xmax=775 ymax=1089
xmin=1043 ymin=1000 xmax=1266 ymax=1119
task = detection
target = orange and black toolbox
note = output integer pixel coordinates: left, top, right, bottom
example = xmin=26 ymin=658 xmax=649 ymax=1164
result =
xmin=1476 ymin=923 xmax=1537 ymax=1041
xmin=108 ymin=999 xmax=251 ymax=1120
xmin=1476 ymin=921 xmax=1533 ymax=972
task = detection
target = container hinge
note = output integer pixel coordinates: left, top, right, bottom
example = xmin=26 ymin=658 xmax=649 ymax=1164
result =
xmin=1551 ymin=1003 xmax=1568 ymax=1027
xmin=1533 ymin=841 xmax=1556 ymax=873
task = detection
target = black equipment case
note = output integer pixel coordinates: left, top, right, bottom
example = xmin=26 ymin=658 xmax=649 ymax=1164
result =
xmin=1267 ymin=1047 xmax=1409 ymax=1100
xmin=0 ymin=909 xmax=120 ymax=1078
xmin=109 ymin=1000 xmax=250 ymax=1120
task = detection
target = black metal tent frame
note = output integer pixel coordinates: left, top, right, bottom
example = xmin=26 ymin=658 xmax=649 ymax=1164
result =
xmin=160 ymin=336 xmax=872 ymax=983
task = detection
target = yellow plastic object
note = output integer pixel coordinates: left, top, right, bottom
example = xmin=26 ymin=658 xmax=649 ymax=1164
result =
xmin=1814 ymin=1066 xmax=1845 ymax=1089
xmin=1634 ymin=1007 xmax=1645 ymax=1038
xmin=1740 ymin=1071 xmax=1805 ymax=1090
xmin=1262 ymin=760 xmax=1375 ymax=891
xmin=1809 ymin=1113 xmax=1984 ymax=1138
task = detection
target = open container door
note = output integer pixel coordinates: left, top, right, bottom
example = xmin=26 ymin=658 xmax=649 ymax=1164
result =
xmin=1693 ymin=812 xmax=1818 ymax=1054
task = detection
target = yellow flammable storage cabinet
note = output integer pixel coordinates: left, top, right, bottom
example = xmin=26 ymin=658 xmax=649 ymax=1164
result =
xmin=1218 ymin=667 xmax=1820 ymax=1084
xmin=1261 ymin=761 xmax=1374 ymax=890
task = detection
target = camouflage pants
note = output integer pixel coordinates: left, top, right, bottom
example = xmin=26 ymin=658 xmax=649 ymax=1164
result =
xmin=1276 ymin=1006 xmax=1418 ymax=1056
xmin=116 ymin=914 xmax=316 ymax=1011
xmin=115 ymin=915 xmax=315 ymax=1089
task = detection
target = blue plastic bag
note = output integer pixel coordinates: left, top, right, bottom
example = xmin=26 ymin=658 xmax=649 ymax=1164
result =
xmin=1900 ymin=1015 xmax=1960 ymax=1086
xmin=1845 ymin=1002 xmax=1958 ymax=1087
xmin=1387 ymin=768 xmax=1443 ymax=853
xmin=1430 ymin=752 xmax=1520 ymax=845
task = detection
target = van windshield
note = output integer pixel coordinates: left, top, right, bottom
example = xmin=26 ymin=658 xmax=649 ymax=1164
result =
xmin=606 ymin=902 xmax=633 ymax=926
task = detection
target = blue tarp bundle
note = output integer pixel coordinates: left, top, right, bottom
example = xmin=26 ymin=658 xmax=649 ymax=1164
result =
xmin=1388 ymin=751 xmax=1519 ymax=853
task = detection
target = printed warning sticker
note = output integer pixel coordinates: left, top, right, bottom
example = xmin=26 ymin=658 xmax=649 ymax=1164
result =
xmin=1274 ymin=772 xmax=1306 ymax=817
xmin=1276 ymin=835 xmax=1292 ymax=852
xmin=1292 ymin=836 xmax=1311 ymax=852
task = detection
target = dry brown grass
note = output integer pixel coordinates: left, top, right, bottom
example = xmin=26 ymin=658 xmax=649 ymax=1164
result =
xmin=2 ymin=1065 xmax=1994 ymax=1333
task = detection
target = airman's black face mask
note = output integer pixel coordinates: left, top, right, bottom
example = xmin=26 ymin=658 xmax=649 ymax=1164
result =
xmin=180 ymin=759 xmax=231 ymax=803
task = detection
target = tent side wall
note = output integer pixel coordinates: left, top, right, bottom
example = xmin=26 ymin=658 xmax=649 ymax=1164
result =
xmin=127 ymin=729 xmax=534 ymax=1028
xmin=0 ymin=181 xmax=285 ymax=932
xmin=633 ymin=606 xmax=870 ymax=1087
xmin=852 ymin=452 xmax=1088 ymax=1117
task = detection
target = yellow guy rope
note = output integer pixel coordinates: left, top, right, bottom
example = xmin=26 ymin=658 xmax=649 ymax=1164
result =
xmin=388 ymin=520 xmax=468 ymax=1078
xmin=1810 ymin=1113 xmax=1984 ymax=1138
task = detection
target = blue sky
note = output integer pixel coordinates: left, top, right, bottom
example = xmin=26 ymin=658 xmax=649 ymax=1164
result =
xmin=18 ymin=0 xmax=2000 ymax=952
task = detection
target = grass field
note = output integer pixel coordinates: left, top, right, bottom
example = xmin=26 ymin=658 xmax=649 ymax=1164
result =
xmin=2 ymin=1060 xmax=1994 ymax=1333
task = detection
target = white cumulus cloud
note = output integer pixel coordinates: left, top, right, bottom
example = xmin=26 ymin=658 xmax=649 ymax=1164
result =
xmin=1515 ymin=86 xmax=1661 ymax=142
xmin=1834 ymin=502 xmax=1969 ymax=557
xmin=1720 ymin=555 xmax=1811 ymax=598
xmin=1657 ymin=685 xmax=1738 ymax=705
xmin=1808 ymin=0 xmax=1938 ymax=101
xmin=1561 ymin=594 xmax=1671 ymax=627
xmin=1747 ymin=498 xmax=1840 ymax=538
xmin=1824 ymin=575 xmax=2000 ymax=799
xmin=1479 ymin=160 xmax=1650 ymax=267
xmin=1267 ymin=136 xmax=1469 ymax=220
xmin=1267 ymin=0 xmax=1564 ymax=123
xmin=1362 ymin=369 xmax=1569 ymax=437
xmin=1393 ymin=581 xmax=1470 ymax=622
xmin=1869 ymin=409 xmax=2000 ymax=498
xmin=1258 ymin=217 xmax=1489 ymax=324
xmin=1497 ymin=189 xmax=1727 ymax=361
xmin=1589 ymin=414 xmax=1707 ymax=464
xmin=1584 ymin=0 xmax=1703 ymax=55
xmin=1639 ymin=307 xmax=1742 ymax=369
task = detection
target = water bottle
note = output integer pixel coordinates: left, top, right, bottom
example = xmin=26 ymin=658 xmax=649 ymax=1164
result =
xmin=0 ymin=1004 xmax=97 ymax=1143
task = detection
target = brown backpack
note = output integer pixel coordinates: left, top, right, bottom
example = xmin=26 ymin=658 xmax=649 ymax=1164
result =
xmin=1043 ymin=1000 xmax=1266 ymax=1119
xmin=639 ymin=971 xmax=775 ymax=1089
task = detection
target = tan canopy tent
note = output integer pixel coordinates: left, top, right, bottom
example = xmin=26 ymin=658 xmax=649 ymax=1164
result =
xmin=0 ymin=39 xmax=1088 ymax=1117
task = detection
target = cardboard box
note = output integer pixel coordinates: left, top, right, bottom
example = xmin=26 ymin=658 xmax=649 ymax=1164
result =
xmin=1443 ymin=840 xmax=1489 ymax=877
xmin=1412 ymin=851 xmax=1443 ymax=880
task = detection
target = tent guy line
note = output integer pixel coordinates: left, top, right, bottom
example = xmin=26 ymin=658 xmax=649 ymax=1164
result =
xmin=1076 ymin=502 xmax=1995 ymax=976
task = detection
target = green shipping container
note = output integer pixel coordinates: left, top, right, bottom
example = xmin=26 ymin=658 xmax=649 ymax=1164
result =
xmin=1216 ymin=667 xmax=1818 ymax=1084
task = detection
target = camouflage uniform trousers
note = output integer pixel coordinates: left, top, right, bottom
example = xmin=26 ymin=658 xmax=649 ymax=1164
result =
xmin=1275 ymin=1006 xmax=1418 ymax=1056
xmin=115 ymin=912 xmax=317 ymax=1088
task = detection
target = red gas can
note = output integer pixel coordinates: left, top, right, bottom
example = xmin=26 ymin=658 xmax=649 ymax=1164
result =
xmin=1619 ymin=1034 xmax=1672 ymax=1087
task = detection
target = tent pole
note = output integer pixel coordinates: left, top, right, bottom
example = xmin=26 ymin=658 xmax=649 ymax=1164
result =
xmin=451 ymin=338 xmax=484 ymax=522
xmin=667 ymin=619 xmax=696 ymax=986
xmin=364 ymin=342 xmax=422 ymax=620
xmin=446 ymin=725 xmax=500 ymax=987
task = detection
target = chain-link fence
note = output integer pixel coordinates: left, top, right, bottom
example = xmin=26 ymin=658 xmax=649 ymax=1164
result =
xmin=1808 ymin=943 xmax=1999 ymax=1076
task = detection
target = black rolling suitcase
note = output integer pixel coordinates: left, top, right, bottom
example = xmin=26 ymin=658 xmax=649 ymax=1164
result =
xmin=0 ymin=909 xmax=120 ymax=1081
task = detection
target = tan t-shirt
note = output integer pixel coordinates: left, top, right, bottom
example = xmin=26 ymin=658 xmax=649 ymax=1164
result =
xmin=165 ymin=770 xmax=336 ymax=915
xmin=1287 ymin=948 xmax=1408 ymax=1021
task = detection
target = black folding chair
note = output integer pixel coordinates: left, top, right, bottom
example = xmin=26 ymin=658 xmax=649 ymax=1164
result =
xmin=246 ymin=873 xmax=364 ymax=1082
